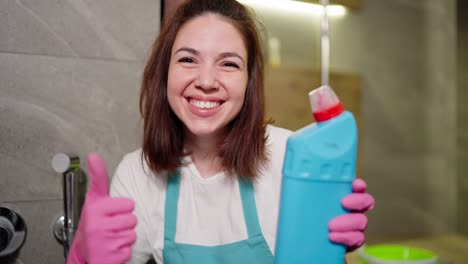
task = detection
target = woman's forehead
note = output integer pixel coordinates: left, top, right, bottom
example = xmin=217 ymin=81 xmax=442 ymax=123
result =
xmin=172 ymin=14 xmax=247 ymax=57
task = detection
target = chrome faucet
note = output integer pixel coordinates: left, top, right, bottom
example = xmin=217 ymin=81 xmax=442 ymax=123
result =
xmin=52 ymin=153 xmax=87 ymax=257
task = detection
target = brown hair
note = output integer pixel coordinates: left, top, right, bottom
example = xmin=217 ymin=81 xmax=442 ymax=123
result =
xmin=140 ymin=0 xmax=269 ymax=179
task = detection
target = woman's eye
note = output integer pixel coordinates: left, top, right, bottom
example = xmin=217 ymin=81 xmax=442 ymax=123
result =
xmin=222 ymin=62 xmax=240 ymax=69
xmin=178 ymin=57 xmax=195 ymax=63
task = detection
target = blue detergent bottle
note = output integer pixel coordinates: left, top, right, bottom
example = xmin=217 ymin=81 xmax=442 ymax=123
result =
xmin=274 ymin=85 xmax=358 ymax=264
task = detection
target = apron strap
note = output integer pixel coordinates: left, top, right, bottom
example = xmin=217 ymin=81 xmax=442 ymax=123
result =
xmin=238 ymin=177 xmax=263 ymax=238
xmin=164 ymin=170 xmax=180 ymax=242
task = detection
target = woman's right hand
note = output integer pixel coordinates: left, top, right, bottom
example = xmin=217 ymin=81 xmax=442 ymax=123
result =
xmin=67 ymin=153 xmax=138 ymax=264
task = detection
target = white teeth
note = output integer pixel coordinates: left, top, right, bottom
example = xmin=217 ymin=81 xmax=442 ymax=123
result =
xmin=189 ymin=99 xmax=220 ymax=109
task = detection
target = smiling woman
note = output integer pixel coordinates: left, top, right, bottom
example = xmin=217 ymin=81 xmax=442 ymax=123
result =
xmin=65 ymin=1 xmax=374 ymax=263
xmin=167 ymin=14 xmax=248 ymax=141
xmin=140 ymin=0 xmax=268 ymax=178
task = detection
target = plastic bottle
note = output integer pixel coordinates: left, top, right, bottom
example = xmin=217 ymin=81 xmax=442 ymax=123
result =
xmin=274 ymin=85 xmax=358 ymax=264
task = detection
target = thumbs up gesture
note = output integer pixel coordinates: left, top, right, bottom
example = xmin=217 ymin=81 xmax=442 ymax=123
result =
xmin=67 ymin=153 xmax=138 ymax=264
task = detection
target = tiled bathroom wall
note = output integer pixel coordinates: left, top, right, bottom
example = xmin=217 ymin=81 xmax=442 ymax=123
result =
xmin=252 ymin=0 xmax=458 ymax=234
xmin=329 ymin=0 xmax=458 ymax=234
xmin=0 ymin=0 xmax=160 ymax=263
xmin=457 ymin=0 xmax=468 ymax=236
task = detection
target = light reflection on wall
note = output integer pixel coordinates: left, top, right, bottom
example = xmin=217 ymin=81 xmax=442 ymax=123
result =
xmin=237 ymin=0 xmax=347 ymax=17
xmin=237 ymin=0 xmax=346 ymax=70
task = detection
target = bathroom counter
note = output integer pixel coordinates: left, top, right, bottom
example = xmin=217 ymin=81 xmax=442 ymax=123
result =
xmin=345 ymin=233 xmax=468 ymax=264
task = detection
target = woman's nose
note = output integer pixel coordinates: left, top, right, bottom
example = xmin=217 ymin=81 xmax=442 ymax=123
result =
xmin=194 ymin=65 xmax=219 ymax=91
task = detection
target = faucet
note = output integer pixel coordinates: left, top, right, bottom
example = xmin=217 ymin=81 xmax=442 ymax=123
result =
xmin=51 ymin=153 xmax=87 ymax=257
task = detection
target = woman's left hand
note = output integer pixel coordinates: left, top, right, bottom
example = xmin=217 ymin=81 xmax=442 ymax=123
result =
xmin=328 ymin=178 xmax=375 ymax=252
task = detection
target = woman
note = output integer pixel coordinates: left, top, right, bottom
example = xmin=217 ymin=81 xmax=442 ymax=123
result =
xmin=67 ymin=0 xmax=375 ymax=263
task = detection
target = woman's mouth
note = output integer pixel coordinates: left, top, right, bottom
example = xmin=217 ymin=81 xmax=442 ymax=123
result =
xmin=188 ymin=98 xmax=221 ymax=109
xmin=185 ymin=97 xmax=225 ymax=117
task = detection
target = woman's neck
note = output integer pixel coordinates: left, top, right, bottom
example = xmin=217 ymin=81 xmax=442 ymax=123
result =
xmin=185 ymin=131 xmax=223 ymax=178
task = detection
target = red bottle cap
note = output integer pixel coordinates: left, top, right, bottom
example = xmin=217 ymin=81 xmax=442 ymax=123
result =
xmin=309 ymin=85 xmax=344 ymax=122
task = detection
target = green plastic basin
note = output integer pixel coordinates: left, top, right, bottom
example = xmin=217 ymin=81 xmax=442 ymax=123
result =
xmin=358 ymin=244 xmax=439 ymax=264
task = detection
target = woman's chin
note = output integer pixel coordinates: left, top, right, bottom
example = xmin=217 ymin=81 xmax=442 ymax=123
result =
xmin=185 ymin=126 xmax=224 ymax=140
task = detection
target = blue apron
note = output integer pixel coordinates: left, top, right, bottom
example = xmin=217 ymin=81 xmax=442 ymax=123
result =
xmin=162 ymin=170 xmax=275 ymax=263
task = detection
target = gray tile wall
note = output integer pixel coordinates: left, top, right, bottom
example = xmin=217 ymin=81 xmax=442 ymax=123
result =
xmin=0 ymin=0 xmax=160 ymax=263
xmin=421 ymin=0 xmax=457 ymax=233
xmin=457 ymin=0 xmax=468 ymax=236
xmin=328 ymin=0 xmax=458 ymax=234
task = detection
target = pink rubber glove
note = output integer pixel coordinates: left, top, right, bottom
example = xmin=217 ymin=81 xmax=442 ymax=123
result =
xmin=328 ymin=178 xmax=375 ymax=252
xmin=67 ymin=153 xmax=138 ymax=264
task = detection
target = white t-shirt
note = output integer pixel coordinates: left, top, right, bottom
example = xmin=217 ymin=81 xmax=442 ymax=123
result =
xmin=110 ymin=125 xmax=292 ymax=264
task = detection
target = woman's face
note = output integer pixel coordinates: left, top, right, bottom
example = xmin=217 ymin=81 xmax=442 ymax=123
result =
xmin=167 ymin=14 xmax=248 ymax=139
